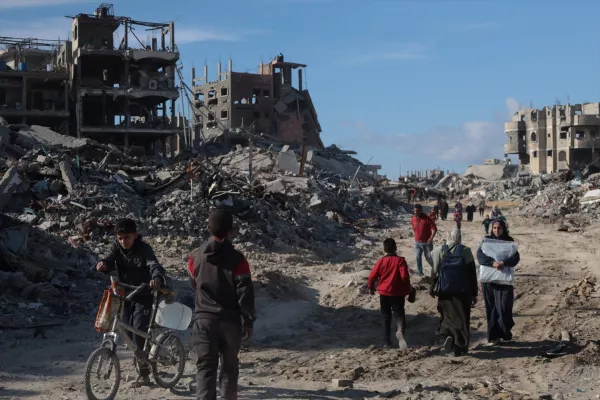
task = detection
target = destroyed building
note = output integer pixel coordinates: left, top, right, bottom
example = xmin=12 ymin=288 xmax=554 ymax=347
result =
xmin=191 ymin=54 xmax=324 ymax=149
xmin=0 ymin=38 xmax=70 ymax=133
xmin=505 ymin=103 xmax=600 ymax=175
xmin=0 ymin=4 xmax=180 ymax=157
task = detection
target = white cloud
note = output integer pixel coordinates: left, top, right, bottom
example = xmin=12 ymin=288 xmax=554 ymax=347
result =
xmin=176 ymin=27 xmax=265 ymax=44
xmin=344 ymin=97 xmax=520 ymax=165
xmin=504 ymin=97 xmax=521 ymax=116
xmin=0 ymin=18 xmax=71 ymax=40
xmin=0 ymin=0 xmax=90 ymax=9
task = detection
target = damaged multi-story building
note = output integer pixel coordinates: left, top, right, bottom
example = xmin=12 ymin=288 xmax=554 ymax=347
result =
xmin=0 ymin=38 xmax=70 ymax=133
xmin=505 ymin=103 xmax=600 ymax=174
xmin=1 ymin=4 xmax=180 ymax=156
xmin=190 ymin=54 xmax=324 ymax=149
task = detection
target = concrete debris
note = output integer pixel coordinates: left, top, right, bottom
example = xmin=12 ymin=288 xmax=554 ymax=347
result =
xmin=59 ymin=161 xmax=77 ymax=193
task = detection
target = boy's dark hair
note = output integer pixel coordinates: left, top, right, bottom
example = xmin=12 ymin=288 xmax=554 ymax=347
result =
xmin=383 ymin=238 xmax=397 ymax=254
xmin=114 ymin=218 xmax=137 ymax=234
xmin=209 ymin=208 xmax=233 ymax=239
xmin=414 ymin=204 xmax=422 ymax=210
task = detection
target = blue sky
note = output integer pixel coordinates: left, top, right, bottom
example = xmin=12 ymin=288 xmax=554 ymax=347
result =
xmin=2 ymin=0 xmax=600 ymax=177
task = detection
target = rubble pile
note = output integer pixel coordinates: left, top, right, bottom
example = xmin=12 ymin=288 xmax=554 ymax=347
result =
xmin=0 ymin=124 xmax=409 ymax=311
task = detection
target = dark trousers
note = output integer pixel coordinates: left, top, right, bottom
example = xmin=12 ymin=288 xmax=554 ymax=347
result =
xmin=122 ymin=299 xmax=152 ymax=376
xmin=467 ymin=212 xmax=474 ymax=222
xmin=482 ymin=283 xmax=515 ymax=342
xmin=479 ymin=208 xmax=485 ymax=216
xmin=456 ymin=219 xmax=462 ymax=230
xmin=193 ymin=318 xmax=243 ymax=400
xmin=483 ymin=220 xmax=491 ymax=234
xmin=380 ymin=295 xmax=406 ymax=342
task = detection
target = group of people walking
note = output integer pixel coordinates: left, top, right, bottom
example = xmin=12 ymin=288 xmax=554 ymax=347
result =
xmin=368 ymin=201 xmax=520 ymax=356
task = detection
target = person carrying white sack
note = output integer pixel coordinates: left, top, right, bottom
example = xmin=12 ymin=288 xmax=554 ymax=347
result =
xmin=476 ymin=219 xmax=520 ymax=346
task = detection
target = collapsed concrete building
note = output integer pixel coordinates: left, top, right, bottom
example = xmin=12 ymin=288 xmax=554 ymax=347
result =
xmin=190 ymin=54 xmax=324 ymax=149
xmin=0 ymin=38 xmax=70 ymax=133
xmin=0 ymin=3 xmax=180 ymax=156
xmin=505 ymin=103 xmax=600 ymax=175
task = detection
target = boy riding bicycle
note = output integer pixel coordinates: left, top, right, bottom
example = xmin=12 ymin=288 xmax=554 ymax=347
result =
xmin=95 ymin=218 xmax=167 ymax=386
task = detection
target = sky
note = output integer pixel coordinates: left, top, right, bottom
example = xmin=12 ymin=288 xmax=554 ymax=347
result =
xmin=1 ymin=0 xmax=600 ymax=177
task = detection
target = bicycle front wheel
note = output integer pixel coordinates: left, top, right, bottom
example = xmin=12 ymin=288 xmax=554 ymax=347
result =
xmin=84 ymin=347 xmax=121 ymax=400
xmin=151 ymin=333 xmax=186 ymax=389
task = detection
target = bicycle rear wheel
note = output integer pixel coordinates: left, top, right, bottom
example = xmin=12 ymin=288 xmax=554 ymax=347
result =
xmin=150 ymin=333 xmax=186 ymax=389
xmin=84 ymin=347 xmax=121 ymax=400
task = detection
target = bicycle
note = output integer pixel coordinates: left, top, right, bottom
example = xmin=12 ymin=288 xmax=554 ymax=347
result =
xmin=84 ymin=276 xmax=188 ymax=400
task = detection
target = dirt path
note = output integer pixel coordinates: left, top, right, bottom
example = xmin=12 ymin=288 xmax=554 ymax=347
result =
xmin=1 ymin=211 xmax=600 ymax=399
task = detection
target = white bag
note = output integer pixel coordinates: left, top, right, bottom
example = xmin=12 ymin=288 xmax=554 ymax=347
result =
xmin=480 ymin=239 xmax=519 ymax=262
xmin=479 ymin=265 xmax=514 ymax=286
xmin=478 ymin=238 xmax=519 ymax=285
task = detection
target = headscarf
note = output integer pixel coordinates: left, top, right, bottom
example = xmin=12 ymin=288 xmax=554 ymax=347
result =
xmin=490 ymin=219 xmax=510 ymax=241
xmin=447 ymin=228 xmax=462 ymax=244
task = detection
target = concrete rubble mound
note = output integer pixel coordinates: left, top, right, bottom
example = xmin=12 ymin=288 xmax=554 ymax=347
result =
xmin=0 ymin=124 xmax=409 ymax=325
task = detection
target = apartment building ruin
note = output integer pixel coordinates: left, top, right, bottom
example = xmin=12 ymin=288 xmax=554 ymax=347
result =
xmin=190 ymin=54 xmax=324 ymax=149
xmin=0 ymin=4 xmax=180 ymax=156
xmin=0 ymin=37 xmax=70 ymax=133
xmin=505 ymin=103 xmax=600 ymax=174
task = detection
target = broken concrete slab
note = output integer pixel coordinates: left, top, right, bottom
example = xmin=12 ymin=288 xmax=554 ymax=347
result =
xmin=59 ymin=161 xmax=77 ymax=193
xmin=281 ymin=145 xmax=290 ymax=153
xmin=277 ymin=150 xmax=300 ymax=175
xmin=264 ymin=179 xmax=286 ymax=195
xmin=0 ymin=167 xmax=22 ymax=211
xmin=14 ymin=125 xmax=88 ymax=150
xmin=331 ymin=379 xmax=353 ymax=388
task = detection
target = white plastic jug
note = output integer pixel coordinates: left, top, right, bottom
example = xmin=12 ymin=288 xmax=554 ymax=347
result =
xmin=155 ymin=300 xmax=192 ymax=331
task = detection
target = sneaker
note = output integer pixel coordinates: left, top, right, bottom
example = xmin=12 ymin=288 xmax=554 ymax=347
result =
xmin=132 ymin=375 xmax=151 ymax=387
xmin=486 ymin=339 xmax=500 ymax=347
xmin=443 ymin=336 xmax=454 ymax=353
xmin=396 ymin=330 xmax=408 ymax=351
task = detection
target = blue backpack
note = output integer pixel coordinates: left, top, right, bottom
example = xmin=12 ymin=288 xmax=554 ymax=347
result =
xmin=438 ymin=244 xmax=469 ymax=295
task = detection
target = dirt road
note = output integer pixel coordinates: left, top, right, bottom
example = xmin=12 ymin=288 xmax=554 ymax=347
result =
xmin=1 ymin=210 xmax=600 ymax=399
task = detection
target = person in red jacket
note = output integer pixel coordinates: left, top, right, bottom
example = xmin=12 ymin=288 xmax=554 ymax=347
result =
xmin=368 ymin=238 xmax=412 ymax=349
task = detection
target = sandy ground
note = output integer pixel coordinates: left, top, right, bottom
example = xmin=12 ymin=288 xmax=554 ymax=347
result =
xmin=1 ymin=209 xmax=600 ymax=400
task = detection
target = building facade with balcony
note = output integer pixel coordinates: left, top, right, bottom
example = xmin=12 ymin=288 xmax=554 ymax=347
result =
xmin=504 ymin=103 xmax=600 ymax=174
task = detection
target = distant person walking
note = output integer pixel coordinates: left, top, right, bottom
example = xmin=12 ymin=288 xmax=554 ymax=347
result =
xmin=466 ymin=202 xmax=476 ymax=222
xmin=430 ymin=228 xmax=478 ymax=357
xmin=478 ymin=198 xmax=486 ymax=217
xmin=489 ymin=205 xmax=502 ymax=220
xmin=368 ymin=238 xmax=412 ymax=349
xmin=440 ymin=198 xmax=449 ymax=221
xmin=477 ymin=219 xmax=520 ymax=346
xmin=411 ymin=204 xmax=437 ymax=276
xmin=453 ymin=202 xmax=463 ymax=230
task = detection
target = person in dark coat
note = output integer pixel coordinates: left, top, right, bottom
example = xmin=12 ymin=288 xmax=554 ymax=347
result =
xmin=476 ymin=219 xmax=520 ymax=346
xmin=430 ymin=228 xmax=478 ymax=357
xmin=466 ymin=203 xmax=476 ymax=222
xmin=440 ymin=198 xmax=449 ymax=221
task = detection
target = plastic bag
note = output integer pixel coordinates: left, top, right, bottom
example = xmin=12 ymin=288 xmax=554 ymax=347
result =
xmin=479 ymin=264 xmax=514 ymax=285
xmin=478 ymin=238 xmax=519 ymax=285
xmin=480 ymin=238 xmax=519 ymax=262
xmin=94 ymin=282 xmax=122 ymax=332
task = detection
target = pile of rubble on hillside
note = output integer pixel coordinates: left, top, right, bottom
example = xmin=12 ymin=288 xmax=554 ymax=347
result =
xmin=0 ymin=122 xmax=410 ymax=313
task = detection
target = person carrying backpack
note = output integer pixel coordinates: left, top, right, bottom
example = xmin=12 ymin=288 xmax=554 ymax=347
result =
xmin=368 ymin=238 xmax=413 ymax=350
xmin=430 ymin=228 xmax=478 ymax=357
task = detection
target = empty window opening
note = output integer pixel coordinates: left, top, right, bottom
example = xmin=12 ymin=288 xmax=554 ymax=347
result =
xmin=558 ymin=151 xmax=567 ymax=161
xmin=576 ymin=130 xmax=585 ymax=140
xmin=220 ymin=109 xmax=228 ymax=119
xmin=531 ymin=112 xmax=537 ymax=121
xmin=575 ymin=110 xmax=582 ymax=115
xmin=547 ymin=150 xmax=553 ymax=157
xmin=590 ymin=130 xmax=597 ymax=139
xmin=560 ymin=130 xmax=567 ymax=140
xmin=533 ymin=151 xmax=538 ymax=158
xmin=530 ymin=132 xmax=537 ymax=142
xmin=220 ymin=86 xmax=228 ymax=96
xmin=208 ymin=90 xmax=216 ymax=98
xmin=195 ymin=93 xmax=205 ymax=102
xmin=73 ymin=26 xmax=78 ymax=40
xmin=207 ymin=112 xmax=215 ymax=121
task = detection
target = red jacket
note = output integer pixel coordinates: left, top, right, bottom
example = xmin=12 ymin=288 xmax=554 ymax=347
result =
xmin=368 ymin=255 xmax=411 ymax=296
xmin=411 ymin=214 xmax=437 ymax=243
